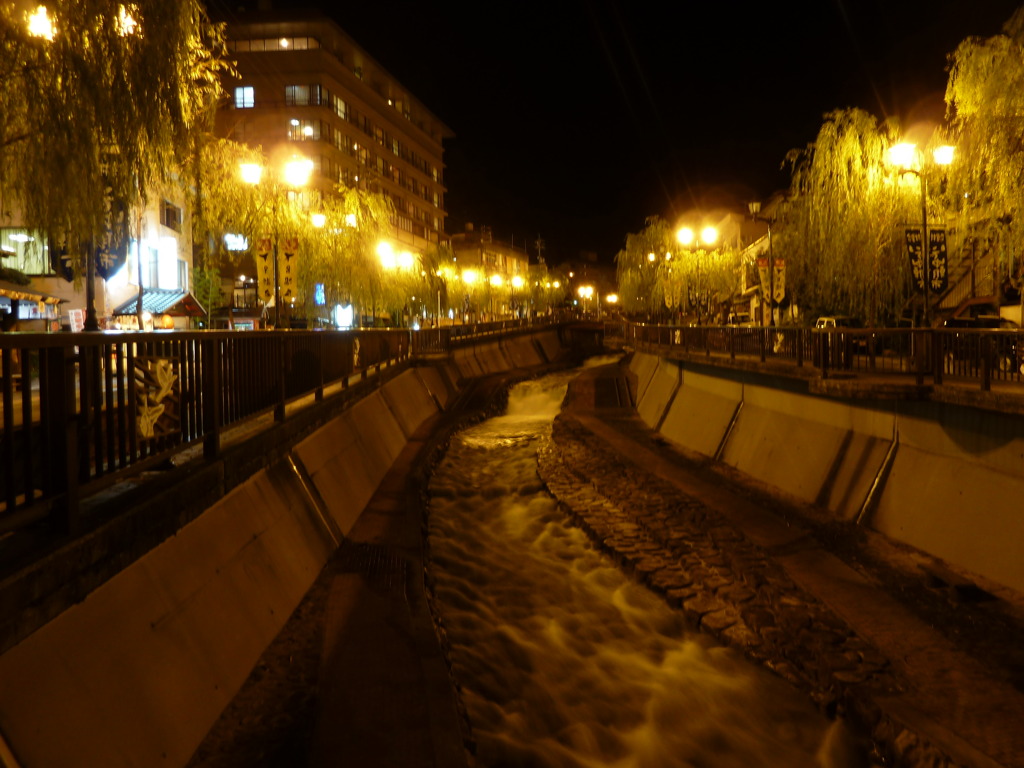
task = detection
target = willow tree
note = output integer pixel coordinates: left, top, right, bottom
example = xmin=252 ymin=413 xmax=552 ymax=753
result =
xmin=779 ymin=108 xmax=906 ymax=324
xmin=188 ymin=137 xmax=262 ymax=323
xmin=298 ymin=186 xmax=394 ymax=326
xmin=615 ymin=216 xmax=672 ymax=317
xmin=945 ymin=7 xmax=1024 ymax=294
xmin=0 ymin=2 xmax=228 ymax=285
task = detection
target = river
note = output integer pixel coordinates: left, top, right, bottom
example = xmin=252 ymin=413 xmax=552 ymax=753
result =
xmin=426 ymin=362 xmax=860 ymax=767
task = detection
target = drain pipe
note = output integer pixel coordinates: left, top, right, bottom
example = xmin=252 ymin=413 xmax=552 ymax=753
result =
xmin=855 ymin=424 xmax=899 ymax=527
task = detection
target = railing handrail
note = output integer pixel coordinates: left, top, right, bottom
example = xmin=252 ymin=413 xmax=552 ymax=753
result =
xmin=0 ymin=316 xmax=582 ymax=542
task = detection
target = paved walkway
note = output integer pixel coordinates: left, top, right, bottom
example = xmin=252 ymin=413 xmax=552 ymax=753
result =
xmin=190 ymin=357 xmax=1024 ymax=768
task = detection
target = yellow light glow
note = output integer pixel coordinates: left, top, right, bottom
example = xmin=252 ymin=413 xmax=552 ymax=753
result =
xmin=303 ymin=125 xmax=314 ymax=137
xmin=489 ymin=274 xmax=503 ymax=288
xmin=345 ymin=213 xmax=357 ymax=227
xmin=311 ymin=213 xmax=326 ymax=228
xmin=511 ymin=275 xmax=524 ymax=289
xmin=239 ymin=163 xmax=263 ymax=185
xmin=647 ymin=252 xmax=656 ymax=262
xmin=462 ymin=269 xmax=479 ymax=285
xmin=27 ymin=5 xmax=55 ymax=40
xmin=376 ymin=241 xmax=396 ymax=269
xmin=398 ymin=250 xmax=415 ymax=270
xmin=933 ymin=145 xmax=955 ymax=166
xmin=676 ymin=227 xmax=695 ymax=246
xmin=283 ymin=156 xmax=313 ymax=187
xmin=606 ymin=294 xmax=619 ymax=304
xmin=553 ymin=281 xmax=560 ymax=289
xmin=888 ymin=142 xmax=917 ymax=169
xmin=701 ymin=226 xmax=719 ymax=246
xmin=577 ymin=285 xmax=594 ymax=299
xmin=280 ymin=38 xmax=290 ymax=48
xmin=117 ymin=5 xmax=138 ymax=36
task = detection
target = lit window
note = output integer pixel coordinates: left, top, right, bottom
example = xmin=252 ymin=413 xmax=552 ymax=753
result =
xmin=234 ymin=86 xmax=254 ymax=109
xmin=160 ymin=200 xmax=182 ymax=232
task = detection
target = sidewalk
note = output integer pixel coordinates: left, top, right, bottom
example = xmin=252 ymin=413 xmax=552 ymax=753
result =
xmin=542 ymin=360 xmax=1024 ymax=768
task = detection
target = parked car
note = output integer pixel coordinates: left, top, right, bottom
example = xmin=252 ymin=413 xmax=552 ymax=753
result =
xmin=814 ymin=316 xmax=862 ymax=329
xmin=941 ymin=315 xmax=1023 ymax=374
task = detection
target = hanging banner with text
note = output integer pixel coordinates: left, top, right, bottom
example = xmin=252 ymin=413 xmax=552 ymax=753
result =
xmin=256 ymin=237 xmax=274 ymax=304
xmin=757 ymin=258 xmax=787 ymax=303
xmin=278 ymin=237 xmax=299 ymax=303
xmin=905 ymin=228 xmax=948 ymax=294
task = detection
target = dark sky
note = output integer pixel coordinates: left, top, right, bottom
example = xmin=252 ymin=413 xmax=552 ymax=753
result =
xmin=313 ymin=0 xmax=1022 ymax=263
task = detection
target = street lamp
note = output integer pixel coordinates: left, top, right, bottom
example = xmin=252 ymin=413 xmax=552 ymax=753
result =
xmin=240 ymin=155 xmax=313 ymax=328
xmin=887 ymin=142 xmax=955 ymax=327
xmin=748 ymin=201 xmax=777 ymax=327
xmin=675 ymin=224 xmax=719 ymax=324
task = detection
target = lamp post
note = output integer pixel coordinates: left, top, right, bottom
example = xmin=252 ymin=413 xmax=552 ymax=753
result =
xmin=240 ymin=156 xmax=313 ymax=328
xmin=888 ymin=142 xmax=955 ymax=328
xmin=676 ymin=224 xmax=719 ymax=324
xmin=748 ymin=201 xmax=776 ymax=327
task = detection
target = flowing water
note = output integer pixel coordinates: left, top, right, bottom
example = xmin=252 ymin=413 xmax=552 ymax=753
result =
xmin=426 ymin=361 xmax=860 ymax=768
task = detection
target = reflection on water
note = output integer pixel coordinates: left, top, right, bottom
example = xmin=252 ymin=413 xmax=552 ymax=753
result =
xmin=428 ymin=367 xmax=856 ymax=767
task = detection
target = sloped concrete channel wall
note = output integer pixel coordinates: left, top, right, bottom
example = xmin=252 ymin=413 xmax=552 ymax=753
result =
xmin=630 ymin=351 xmax=1024 ymax=597
xmin=0 ymin=330 xmax=566 ymax=768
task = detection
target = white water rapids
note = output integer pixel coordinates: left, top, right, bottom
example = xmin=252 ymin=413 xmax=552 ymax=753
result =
xmin=427 ymin=363 xmax=862 ymax=767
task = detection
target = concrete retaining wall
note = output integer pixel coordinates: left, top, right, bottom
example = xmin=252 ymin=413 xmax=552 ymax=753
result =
xmin=0 ymin=329 xmax=569 ymax=768
xmin=0 ymin=462 xmax=335 ymax=768
xmin=631 ymin=351 xmax=1024 ymax=595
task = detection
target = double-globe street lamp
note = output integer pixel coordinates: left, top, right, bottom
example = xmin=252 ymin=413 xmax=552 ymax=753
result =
xmin=887 ymin=142 xmax=955 ymax=328
xmin=240 ymin=156 xmax=314 ymax=328
xmin=675 ymin=224 xmax=719 ymax=324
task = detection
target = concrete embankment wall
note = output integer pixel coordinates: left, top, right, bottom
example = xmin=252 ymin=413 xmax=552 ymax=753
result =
xmin=0 ymin=330 xmax=567 ymax=768
xmin=629 ymin=351 xmax=1024 ymax=597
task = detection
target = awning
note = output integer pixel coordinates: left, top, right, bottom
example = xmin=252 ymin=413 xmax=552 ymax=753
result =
xmin=0 ymin=280 xmax=65 ymax=305
xmin=112 ymin=289 xmax=207 ymax=318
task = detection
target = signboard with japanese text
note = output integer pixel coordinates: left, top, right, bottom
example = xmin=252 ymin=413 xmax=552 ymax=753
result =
xmin=256 ymin=238 xmax=274 ymax=303
xmin=905 ymin=228 xmax=948 ymax=294
xmin=278 ymin=237 xmax=298 ymax=302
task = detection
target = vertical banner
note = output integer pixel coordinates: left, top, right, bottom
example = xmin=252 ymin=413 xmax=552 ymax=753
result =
xmin=278 ymin=237 xmax=299 ymax=303
xmin=773 ymin=259 xmax=786 ymax=303
xmin=905 ymin=228 xmax=925 ymax=292
xmin=757 ymin=257 xmax=769 ymax=291
xmin=256 ymin=237 xmax=274 ymax=303
xmin=928 ymin=228 xmax=948 ymax=294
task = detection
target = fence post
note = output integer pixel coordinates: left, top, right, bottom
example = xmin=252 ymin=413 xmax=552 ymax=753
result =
xmin=759 ymin=328 xmax=767 ymax=363
xmin=981 ymin=336 xmax=992 ymax=392
xmin=275 ymin=334 xmax=286 ymax=422
xmin=203 ymin=337 xmax=221 ymax=460
xmin=44 ymin=346 xmax=80 ymax=535
xmin=796 ymin=329 xmax=804 ymax=368
xmin=820 ymin=333 xmax=829 ymax=380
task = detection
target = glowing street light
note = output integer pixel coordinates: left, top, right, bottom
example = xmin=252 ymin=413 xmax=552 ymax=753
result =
xmin=240 ymin=155 xmax=313 ymax=327
xmin=26 ymin=5 xmax=55 ymax=40
xmin=887 ymin=141 xmax=956 ymax=327
xmin=675 ymin=223 xmax=720 ymax=324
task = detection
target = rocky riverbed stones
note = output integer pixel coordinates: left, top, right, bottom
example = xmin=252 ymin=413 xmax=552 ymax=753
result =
xmin=534 ymin=413 xmax=958 ymax=767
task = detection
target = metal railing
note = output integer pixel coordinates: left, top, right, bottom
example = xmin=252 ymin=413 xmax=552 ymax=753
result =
xmin=0 ymin=317 xmax=572 ymax=541
xmin=617 ymin=321 xmax=1024 ymax=391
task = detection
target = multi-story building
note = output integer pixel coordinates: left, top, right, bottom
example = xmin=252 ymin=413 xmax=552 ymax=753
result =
xmin=215 ymin=8 xmax=452 ymax=256
xmin=0 ymin=193 xmax=198 ymax=332
xmin=449 ymin=224 xmax=529 ymax=281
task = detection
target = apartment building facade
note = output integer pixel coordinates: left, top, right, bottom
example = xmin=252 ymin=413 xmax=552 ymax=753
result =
xmin=216 ymin=9 xmax=452 ymax=255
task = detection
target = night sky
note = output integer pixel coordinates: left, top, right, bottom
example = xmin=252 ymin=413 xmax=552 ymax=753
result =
xmin=309 ymin=0 xmax=1022 ymax=263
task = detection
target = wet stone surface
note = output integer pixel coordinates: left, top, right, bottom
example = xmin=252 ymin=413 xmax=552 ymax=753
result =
xmin=535 ymin=413 xmax=975 ymax=768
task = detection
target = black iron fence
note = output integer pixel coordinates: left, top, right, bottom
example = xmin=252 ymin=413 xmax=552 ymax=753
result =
xmin=0 ymin=318 xmax=567 ymax=541
xmin=617 ymin=321 xmax=1024 ymax=390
